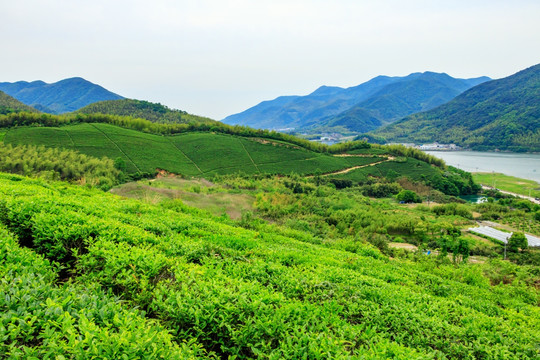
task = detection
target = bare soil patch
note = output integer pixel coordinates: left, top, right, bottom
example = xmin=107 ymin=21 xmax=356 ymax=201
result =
xmin=389 ymin=242 xmax=418 ymax=251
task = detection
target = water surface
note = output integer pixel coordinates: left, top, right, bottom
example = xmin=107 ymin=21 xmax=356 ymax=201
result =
xmin=459 ymin=195 xmax=487 ymax=203
xmin=424 ymin=151 xmax=540 ymax=183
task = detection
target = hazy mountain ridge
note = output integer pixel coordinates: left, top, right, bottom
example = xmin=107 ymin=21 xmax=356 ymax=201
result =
xmin=373 ymin=63 xmax=540 ymax=152
xmin=223 ymin=72 xmax=490 ymax=132
xmin=323 ymin=72 xmax=490 ymax=132
xmin=0 ymin=77 xmax=124 ymax=114
xmin=223 ymin=75 xmax=400 ymax=129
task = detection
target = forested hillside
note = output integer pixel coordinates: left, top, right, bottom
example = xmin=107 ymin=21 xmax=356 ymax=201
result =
xmin=77 ymin=99 xmax=216 ymax=125
xmin=374 ymin=63 xmax=540 ymax=151
xmin=319 ymin=72 xmax=489 ymax=132
xmin=0 ymin=91 xmax=40 ymax=114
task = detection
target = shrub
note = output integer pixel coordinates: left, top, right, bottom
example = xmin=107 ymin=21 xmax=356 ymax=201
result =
xmin=508 ymin=232 xmax=528 ymax=252
xmin=361 ymin=182 xmax=402 ymax=198
xmin=432 ymin=203 xmax=472 ymax=219
xmin=396 ymin=190 xmax=421 ymax=203
xmin=328 ymin=178 xmax=353 ymax=189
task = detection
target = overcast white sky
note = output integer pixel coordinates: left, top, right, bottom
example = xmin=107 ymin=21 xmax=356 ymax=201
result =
xmin=2 ymin=0 xmax=539 ymax=119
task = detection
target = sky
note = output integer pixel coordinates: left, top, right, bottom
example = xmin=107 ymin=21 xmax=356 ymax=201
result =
xmin=2 ymin=0 xmax=540 ymax=120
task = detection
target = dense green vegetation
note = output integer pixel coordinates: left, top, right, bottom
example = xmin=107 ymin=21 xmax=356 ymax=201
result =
xmin=0 ymin=91 xmax=40 ymax=115
xmin=3 ymin=69 xmax=538 ymax=359
xmin=77 ymin=98 xmax=216 ymax=125
xmin=209 ymin=174 xmax=482 ymax=255
xmin=0 ymin=77 xmax=123 ymax=114
xmin=1 ymin=112 xmax=476 ymax=197
xmin=0 ymin=111 xmax=373 ymax=154
xmin=0 ymin=225 xmax=200 ymax=358
xmin=0 ymin=144 xmax=120 ymax=190
xmin=0 ymin=172 xmax=539 ymax=358
xmin=374 ymin=63 xmax=540 ymax=152
xmin=120 ymin=173 xmax=538 ymax=260
xmin=329 ymin=156 xmax=477 ymax=196
xmin=120 ymin=172 xmax=540 ymax=263
xmin=2 ymin=123 xmax=380 ymax=177
xmin=508 ymin=232 xmax=528 ymax=252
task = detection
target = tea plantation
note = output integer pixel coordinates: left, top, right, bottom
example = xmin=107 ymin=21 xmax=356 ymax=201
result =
xmin=3 ymin=123 xmax=384 ymax=176
xmin=0 ymin=172 xmax=539 ymax=359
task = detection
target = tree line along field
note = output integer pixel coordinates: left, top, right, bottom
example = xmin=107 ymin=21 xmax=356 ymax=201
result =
xmin=0 ymin=172 xmax=539 ymax=359
xmin=2 ymin=123 xmax=388 ymax=176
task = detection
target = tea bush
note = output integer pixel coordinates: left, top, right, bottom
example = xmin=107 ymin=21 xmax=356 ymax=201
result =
xmin=0 ymin=173 xmax=538 ymax=359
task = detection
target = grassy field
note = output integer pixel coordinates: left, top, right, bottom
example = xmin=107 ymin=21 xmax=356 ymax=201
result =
xmin=3 ymin=123 xmax=385 ymax=177
xmin=112 ymin=177 xmax=255 ymax=219
xmin=473 ymin=172 xmax=540 ymax=198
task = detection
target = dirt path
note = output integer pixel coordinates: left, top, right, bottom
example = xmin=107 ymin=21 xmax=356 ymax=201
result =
xmin=166 ymin=137 xmax=203 ymax=174
xmin=333 ymin=154 xmax=384 ymax=158
xmin=389 ymin=242 xmax=418 ymax=251
xmin=238 ymin=138 xmax=260 ymax=173
xmin=316 ymin=156 xmax=395 ymax=177
xmin=63 ymin=128 xmax=76 ymax=146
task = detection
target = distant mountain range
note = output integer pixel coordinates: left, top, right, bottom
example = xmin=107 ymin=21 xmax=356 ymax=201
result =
xmin=373 ymin=63 xmax=540 ymax=152
xmin=4 ymin=66 xmax=537 ymax=152
xmin=0 ymin=76 xmax=215 ymax=125
xmin=0 ymin=91 xmax=40 ymax=114
xmin=0 ymin=77 xmax=123 ymax=114
xmin=222 ymin=72 xmax=490 ymax=133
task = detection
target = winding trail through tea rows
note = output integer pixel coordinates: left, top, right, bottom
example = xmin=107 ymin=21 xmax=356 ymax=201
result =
xmin=314 ymin=155 xmax=395 ymax=177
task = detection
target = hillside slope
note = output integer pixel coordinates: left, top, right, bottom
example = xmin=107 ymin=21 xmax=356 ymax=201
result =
xmin=374 ymin=63 xmax=540 ymax=151
xmin=0 ymin=173 xmax=538 ymax=358
xmin=77 ymin=98 xmax=216 ymax=124
xmin=0 ymin=90 xmax=40 ymax=114
xmin=223 ymin=72 xmax=489 ymax=133
xmin=1 ymin=122 xmax=390 ymax=176
xmin=323 ymin=72 xmax=489 ymax=132
xmin=0 ymin=77 xmax=123 ymax=114
xmin=0 ymin=113 xmax=479 ymax=196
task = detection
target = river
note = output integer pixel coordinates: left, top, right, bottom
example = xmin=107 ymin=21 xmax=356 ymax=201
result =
xmin=423 ymin=151 xmax=540 ymax=183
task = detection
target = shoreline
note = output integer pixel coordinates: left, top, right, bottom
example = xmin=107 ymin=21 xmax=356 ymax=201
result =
xmin=423 ymin=150 xmax=540 ymax=183
xmin=480 ymin=185 xmax=540 ymax=204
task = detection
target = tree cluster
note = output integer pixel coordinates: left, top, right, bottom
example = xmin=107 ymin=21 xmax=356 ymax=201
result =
xmin=0 ymin=144 xmax=120 ymax=190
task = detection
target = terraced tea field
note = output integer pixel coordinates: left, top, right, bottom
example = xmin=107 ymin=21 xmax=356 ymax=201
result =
xmin=3 ymin=123 xmax=386 ymax=176
xmin=330 ymin=157 xmax=441 ymax=183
